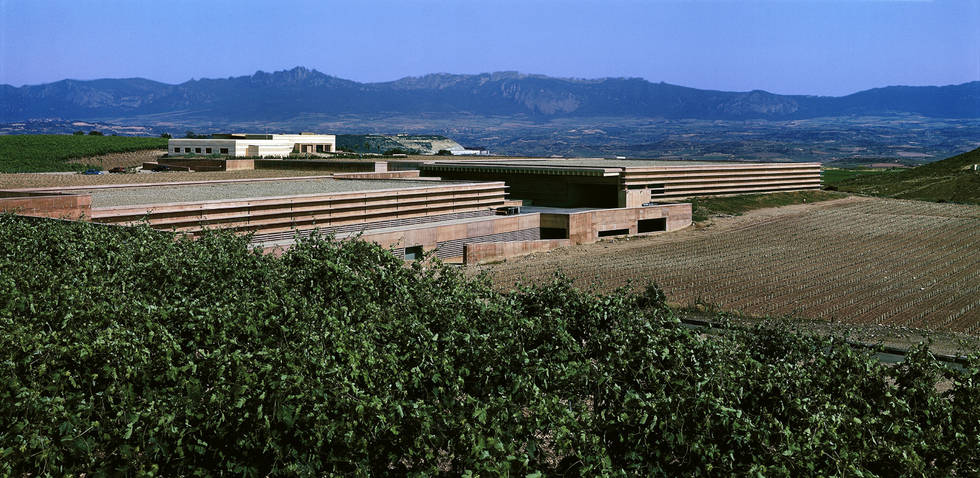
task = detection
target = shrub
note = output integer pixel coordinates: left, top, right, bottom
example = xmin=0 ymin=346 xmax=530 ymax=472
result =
xmin=0 ymin=215 xmax=977 ymax=475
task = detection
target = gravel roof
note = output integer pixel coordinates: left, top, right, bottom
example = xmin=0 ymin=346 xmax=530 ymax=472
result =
xmin=428 ymin=159 xmax=769 ymax=168
xmin=76 ymin=179 xmax=455 ymax=208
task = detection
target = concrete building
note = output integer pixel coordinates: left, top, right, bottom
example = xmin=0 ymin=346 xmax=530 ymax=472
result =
xmin=168 ymin=133 xmax=336 ymax=158
xmin=3 ymin=155 xmax=834 ymax=263
xmin=419 ymin=159 xmax=822 ymax=207
xmin=1 ymin=172 xmax=691 ymax=264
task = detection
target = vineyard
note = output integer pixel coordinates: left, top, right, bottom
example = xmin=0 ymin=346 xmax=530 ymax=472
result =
xmin=0 ymin=135 xmax=167 ymax=173
xmin=2 ymin=214 xmax=978 ymax=475
xmin=479 ymin=196 xmax=980 ymax=334
xmin=833 ymin=146 xmax=980 ymax=205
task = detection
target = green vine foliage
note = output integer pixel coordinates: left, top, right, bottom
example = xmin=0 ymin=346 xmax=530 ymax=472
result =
xmin=1 ymin=214 xmax=978 ymax=476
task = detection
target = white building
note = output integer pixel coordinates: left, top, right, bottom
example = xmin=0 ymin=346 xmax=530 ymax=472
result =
xmin=450 ymin=147 xmax=492 ymax=156
xmin=168 ymin=133 xmax=336 ymax=158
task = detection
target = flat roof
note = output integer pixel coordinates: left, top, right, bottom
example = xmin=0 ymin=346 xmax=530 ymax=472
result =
xmin=422 ymin=158 xmax=816 ymax=171
xmin=71 ymin=178 xmax=472 ymax=208
xmin=441 ymin=159 xmax=731 ymax=168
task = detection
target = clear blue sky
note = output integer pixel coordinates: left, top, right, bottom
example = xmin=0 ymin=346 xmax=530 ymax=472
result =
xmin=1 ymin=0 xmax=977 ymax=96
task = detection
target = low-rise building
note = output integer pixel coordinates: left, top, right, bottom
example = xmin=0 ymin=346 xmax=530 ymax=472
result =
xmin=168 ymin=133 xmax=335 ymax=158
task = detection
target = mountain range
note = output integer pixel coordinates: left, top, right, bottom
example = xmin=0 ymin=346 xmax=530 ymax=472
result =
xmin=2 ymin=67 xmax=978 ymax=123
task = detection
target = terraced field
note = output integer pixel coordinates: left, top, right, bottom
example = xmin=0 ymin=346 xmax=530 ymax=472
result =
xmin=477 ymin=196 xmax=980 ymax=334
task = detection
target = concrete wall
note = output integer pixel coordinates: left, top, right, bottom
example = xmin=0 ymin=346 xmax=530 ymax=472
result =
xmin=260 ymin=213 xmax=541 ymax=261
xmin=419 ymin=169 xmax=621 ymax=207
xmin=358 ymin=213 xmax=542 ymax=261
xmin=0 ymin=191 xmax=91 ymax=220
xmin=422 ymin=162 xmax=822 ymax=206
xmin=463 ymin=239 xmax=571 ymax=265
xmin=541 ymin=203 xmax=691 ymax=245
xmin=622 ymin=163 xmax=822 ymax=199
xmin=155 ymin=159 xmax=256 ymax=172
xmin=226 ymin=160 xmax=255 ymax=171
xmin=332 ymin=171 xmax=422 ymax=180
xmin=253 ymin=159 xmax=382 ymax=172
xmin=89 ymin=182 xmax=509 ymax=238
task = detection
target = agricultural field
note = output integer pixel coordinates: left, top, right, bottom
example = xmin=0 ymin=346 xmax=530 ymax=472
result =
xmin=686 ymin=190 xmax=844 ymax=222
xmin=0 ymin=134 xmax=167 ymax=173
xmin=477 ymin=196 xmax=980 ymax=334
xmin=65 ymin=149 xmax=165 ymax=170
xmin=820 ymin=167 xmax=899 ymax=187
xmin=834 ymin=146 xmax=980 ymax=205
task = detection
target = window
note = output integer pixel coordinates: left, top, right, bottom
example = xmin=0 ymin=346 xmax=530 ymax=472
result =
xmin=205 ymin=148 xmax=212 ymax=154
xmin=597 ymin=228 xmax=630 ymax=238
xmin=184 ymin=148 xmax=191 ymax=153
xmin=541 ymin=228 xmax=568 ymax=239
xmin=220 ymin=148 xmax=229 ymax=154
xmin=174 ymin=148 xmax=181 ymax=153
xmin=195 ymin=148 xmax=201 ymax=153
xmin=404 ymin=245 xmax=424 ymax=261
xmin=637 ymin=218 xmax=667 ymax=233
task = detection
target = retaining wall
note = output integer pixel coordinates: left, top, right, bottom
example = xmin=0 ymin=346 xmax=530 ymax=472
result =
xmin=0 ymin=191 xmax=91 ymax=220
xmin=540 ymin=203 xmax=691 ymax=244
xmin=463 ymin=239 xmax=571 ymax=264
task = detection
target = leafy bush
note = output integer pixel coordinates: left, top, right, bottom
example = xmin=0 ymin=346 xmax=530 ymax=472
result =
xmin=0 ymin=215 xmax=977 ymax=475
xmin=0 ymin=135 xmax=168 ymax=173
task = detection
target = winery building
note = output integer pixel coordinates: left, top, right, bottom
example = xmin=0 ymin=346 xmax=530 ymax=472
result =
xmin=168 ymin=133 xmax=336 ymax=158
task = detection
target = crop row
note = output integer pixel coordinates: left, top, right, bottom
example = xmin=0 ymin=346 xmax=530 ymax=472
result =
xmin=482 ymin=198 xmax=980 ymax=333
xmin=0 ymin=135 xmax=167 ymax=173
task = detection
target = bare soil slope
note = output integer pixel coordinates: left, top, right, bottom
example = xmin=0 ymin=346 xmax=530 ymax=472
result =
xmin=67 ymin=149 xmax=166 ymax=169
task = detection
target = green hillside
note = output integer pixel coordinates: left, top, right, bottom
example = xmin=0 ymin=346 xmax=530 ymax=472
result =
xmin=835 ymin=147 xmax=980 ymax=204
xmin=0 ymin=134 xmax=167 ymax=173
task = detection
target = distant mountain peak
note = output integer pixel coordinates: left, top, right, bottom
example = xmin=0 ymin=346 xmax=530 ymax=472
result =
xmin=1 ymin=67 xmax=977 ymax=122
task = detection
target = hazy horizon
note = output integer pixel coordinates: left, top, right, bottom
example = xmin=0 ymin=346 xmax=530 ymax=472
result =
xmin=1 ymin=0 xmax=978 ymax=96
xmin=5 ymin=65 xmax=980 ymax=97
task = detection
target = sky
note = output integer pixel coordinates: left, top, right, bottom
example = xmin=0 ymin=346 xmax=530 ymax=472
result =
xmin=0 ymin=0 xmax=978 ymax=96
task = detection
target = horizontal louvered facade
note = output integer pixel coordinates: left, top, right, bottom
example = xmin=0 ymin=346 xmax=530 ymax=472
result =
xmin=420 ymin=160 xmax=821 ymax=207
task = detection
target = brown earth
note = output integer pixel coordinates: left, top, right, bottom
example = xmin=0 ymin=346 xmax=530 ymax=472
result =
xmin=472 ymin=196 xmax=980 ymax=352
xmin=67 ymin=149 xmax=168 ymax=169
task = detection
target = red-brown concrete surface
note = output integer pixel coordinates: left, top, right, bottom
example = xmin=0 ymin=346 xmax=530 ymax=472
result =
xmin=0 ymin=192 xmax=91 ymax=220
xmin=464 ymin=239 xmax=572 ymax=264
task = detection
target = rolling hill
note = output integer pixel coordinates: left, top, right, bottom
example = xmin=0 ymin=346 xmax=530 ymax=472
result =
xmin=835 ymin=147 xmax=980 ymax=204
xmin=2 ymin=67 xmax=978 ymax=123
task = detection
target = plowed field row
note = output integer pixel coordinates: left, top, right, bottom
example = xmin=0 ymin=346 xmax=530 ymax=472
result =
xmin=476 ymin=197 xmax=980 ymax=334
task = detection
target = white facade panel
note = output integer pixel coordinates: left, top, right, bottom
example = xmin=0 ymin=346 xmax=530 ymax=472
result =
xmin=168 ymin=134 xmax=336 ymax=158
